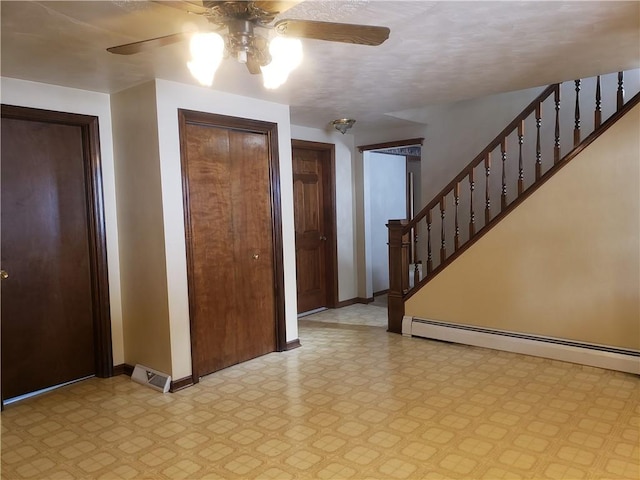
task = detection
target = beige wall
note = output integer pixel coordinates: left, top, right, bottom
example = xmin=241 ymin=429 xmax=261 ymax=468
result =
xmin=111 ymin=82 xmax=173 ymax=374
xmin=406 ymin=104 xmax=640 ymax=350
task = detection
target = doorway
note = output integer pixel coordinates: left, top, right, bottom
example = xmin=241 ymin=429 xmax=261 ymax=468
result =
xmin=291 ymin=140 xmax=338 ymax=314
xmin=179 ymin=110 xmax=286 ymax=382
xmin=1 ymin=105 xmax=112 ymax=404
xmin=359 ymin=138 xmax=423 ymax=303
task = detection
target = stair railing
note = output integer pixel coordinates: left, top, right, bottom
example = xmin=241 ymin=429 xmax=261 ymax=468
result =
xmin=388 ymin=70 xmax=640 ymax=333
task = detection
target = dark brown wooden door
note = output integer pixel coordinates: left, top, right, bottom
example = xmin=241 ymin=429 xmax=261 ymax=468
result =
xmin=181 ymin=112 xmax=280 ymax=378
xmin=1 ymin=116 xmax=96 ymax=400
xmin=292 ymin=141 xmax=337 ymax=313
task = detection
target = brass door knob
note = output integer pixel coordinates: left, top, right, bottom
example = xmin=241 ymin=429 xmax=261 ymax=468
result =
xmin=320 ymin=235 xmax=327 ymax=241
xmin=252 ymin=253 xmax=259 ymax=260
xmin=0 ymin=270 xmax=8 ymax=280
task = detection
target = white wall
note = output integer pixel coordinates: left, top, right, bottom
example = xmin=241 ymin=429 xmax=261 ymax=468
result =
xmin=407 ymin=159 xmax=422 ymax=220
xmin=290 ymin=125 xmax=358 ymax=302
xmin=0 ymin=77 xmax=125 ymax=366
xmin=416 ymin=87 xmax=545 ymax=203
xmin=154 ymin=79 xmax=297 ymax=380
xmin=365 ymin=152 xmax=407 ymax=293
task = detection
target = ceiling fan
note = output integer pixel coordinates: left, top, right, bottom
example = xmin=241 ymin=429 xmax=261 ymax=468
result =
xmin=107 ymin=1 xmax=390 ymax=88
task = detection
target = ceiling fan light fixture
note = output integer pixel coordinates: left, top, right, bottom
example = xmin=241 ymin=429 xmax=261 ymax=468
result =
xmin=331 ymin=118 xmax=356 ymax=134
xmin=187 ymin=32 xmax=225 ymax=86
xmin=108 ymin=2 xmax=390 ymax=90
xmin=261 ymin=37 xmax=303 ymax=89
xmin=269 ymin=37 xmax=303 ymax=70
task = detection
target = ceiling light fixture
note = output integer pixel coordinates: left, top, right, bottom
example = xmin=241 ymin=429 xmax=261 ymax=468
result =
xmin=331 ymin=118 xmax=356 ymax=134
xmin=187 ymin=21 xmax=303 ymax=90
xmin=108 ymin=3 xmax=389 ymax=92
xmin=187 ymin=32 xmax=225 ymax=87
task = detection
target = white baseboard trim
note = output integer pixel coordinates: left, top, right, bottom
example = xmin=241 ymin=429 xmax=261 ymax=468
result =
xmin=401 ymin=316 xmax=413 ymax=336
xmin=406 ymin=317 xmax=640 ymax=375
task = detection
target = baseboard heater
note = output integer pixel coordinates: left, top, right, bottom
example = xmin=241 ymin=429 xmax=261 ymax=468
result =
xmin=403 ymin=316 xmax=640 ymax=375
xmin=131 ymin=364 xmax=171 ymax=393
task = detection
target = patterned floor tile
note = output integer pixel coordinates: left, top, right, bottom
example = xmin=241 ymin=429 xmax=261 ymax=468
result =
xmin=1 ymin=304 xmax=638 ymax=479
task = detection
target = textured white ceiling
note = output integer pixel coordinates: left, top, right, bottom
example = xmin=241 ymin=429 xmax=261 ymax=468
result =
xmin=1 ymin=1 xmax=639 ymax=130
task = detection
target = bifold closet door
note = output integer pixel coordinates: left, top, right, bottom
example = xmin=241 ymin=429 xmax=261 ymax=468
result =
xmin=182 ymin=119 xmax=276 ymax=378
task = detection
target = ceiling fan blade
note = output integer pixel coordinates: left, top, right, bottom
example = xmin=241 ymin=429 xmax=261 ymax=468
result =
xmin=107 ymin=32 xmax=190 ymax=55
xmin=274 ymin=19 xmax=390 ymax=46
xmin=253 ymin=1 xmax=303 ymax=15
xmin=152 ymin=1 xmax=209 ymax=15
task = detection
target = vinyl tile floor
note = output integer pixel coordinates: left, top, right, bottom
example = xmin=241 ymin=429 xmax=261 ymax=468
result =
xmin=2 ymin=304 xmax=638 ymax=479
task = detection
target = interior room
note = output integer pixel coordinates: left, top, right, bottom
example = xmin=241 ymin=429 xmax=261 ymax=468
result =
xmin=1 ymin=1 xmax=638 ymax=478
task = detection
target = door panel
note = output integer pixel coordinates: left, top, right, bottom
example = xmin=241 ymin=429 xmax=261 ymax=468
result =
xmin=184 ymin=124 xmax=237 ymax=375
xmin=296 ymin=248 xmax=321 ymax=293
xmin=181 ymin=115 xmax=277 ymax=378
xmin=293 ymin=147 xmax=327 ymax=313
xmin=1 ymin=117 xmax=95 ymax=400
xmin=231 ymin=131 xmax=276 ymax=362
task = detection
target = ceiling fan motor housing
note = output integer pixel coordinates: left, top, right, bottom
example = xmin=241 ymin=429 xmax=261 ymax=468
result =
xmin=226 ymin=19 xmax=270 ymax=66
xmin=227 ymin=19 xmax=253 ymax=62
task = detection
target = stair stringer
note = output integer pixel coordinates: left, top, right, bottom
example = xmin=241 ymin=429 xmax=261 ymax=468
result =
xmin=404 ymin=103 xmax=639 ymax=368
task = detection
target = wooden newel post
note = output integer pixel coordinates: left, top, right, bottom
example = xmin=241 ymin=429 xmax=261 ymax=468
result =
xmin=388 ymin=219 xmax=408 ymax=334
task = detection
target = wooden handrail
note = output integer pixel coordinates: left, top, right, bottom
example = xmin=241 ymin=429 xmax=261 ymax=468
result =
xmin=405 ymin=88 xmax=640 ymax=300
xmin=389 ymin=69 xmax=640 ymax=331
xmin=403 ymin=85 xmax=557 ymax=234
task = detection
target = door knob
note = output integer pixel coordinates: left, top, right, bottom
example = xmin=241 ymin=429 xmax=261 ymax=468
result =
xmin=252 ymin=253 xmax=259 ymax=260
xmin=0 ymin=270 xmax=8 ymax=280
xmin=319 ymin=235 xmax=327 ymax=241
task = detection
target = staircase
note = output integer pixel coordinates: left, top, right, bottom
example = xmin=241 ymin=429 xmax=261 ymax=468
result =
xmin=388 ymin=70 xmax=640 ymax=334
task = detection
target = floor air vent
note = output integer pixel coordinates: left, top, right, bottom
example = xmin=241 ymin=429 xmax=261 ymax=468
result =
xmin=131 ymin=364 xmax=171 ymax=393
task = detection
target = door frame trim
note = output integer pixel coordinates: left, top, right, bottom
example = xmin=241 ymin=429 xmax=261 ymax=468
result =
xmin=292 ymin=139 xmax=339 ymax=309
xmin=1 ymin=104 xmax=113 ymax=379
xmin=178 ymin=110 xmax=287 ymax=384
